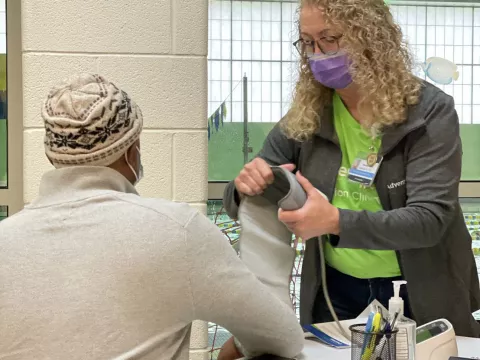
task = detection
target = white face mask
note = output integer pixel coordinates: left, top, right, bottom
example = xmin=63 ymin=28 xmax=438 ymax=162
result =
xmin=125 ymin=146 xmax=143 ymax=186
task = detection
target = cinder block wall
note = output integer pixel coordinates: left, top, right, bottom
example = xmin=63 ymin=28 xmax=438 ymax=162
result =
xmin=21 ymin=0 xmax=209 ymax=358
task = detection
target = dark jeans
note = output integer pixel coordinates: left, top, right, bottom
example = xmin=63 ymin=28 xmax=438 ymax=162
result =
xmin=312 ymin=265 xmax=412 ymax=323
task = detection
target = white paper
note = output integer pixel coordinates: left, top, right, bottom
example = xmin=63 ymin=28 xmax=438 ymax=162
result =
xmin=304 ymin=299 xmax=388 ymax=349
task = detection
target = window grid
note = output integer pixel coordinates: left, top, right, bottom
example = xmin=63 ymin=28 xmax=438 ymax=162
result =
xmin=392 ymin=5 xmax=480 ymax=124
xmin=209 ymin=1 xmax=480 ymax=125
xmin=208 ymin=1 xmax=298 ymax=123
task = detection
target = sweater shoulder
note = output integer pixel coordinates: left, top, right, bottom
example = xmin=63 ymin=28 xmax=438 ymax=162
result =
xmin=112 ymin=193 xmax=201 ymax=229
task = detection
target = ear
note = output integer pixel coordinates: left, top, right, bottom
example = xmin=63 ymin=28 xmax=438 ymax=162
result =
xmin=126 ymin=144 xmax=137 ymax=165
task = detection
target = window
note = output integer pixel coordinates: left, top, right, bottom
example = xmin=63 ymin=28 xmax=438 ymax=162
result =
xmin=460 ymin=198 xmax=480 ymax=277
xmin=392 ymin=4 xmax=480 ymax=180
xmin=207 ymin=1 xmax=480 ymax=356
xmin=0 ymin=1 xmax=6 ymax=189
xmin=0 ymin=0 xmax=22 ymax=217
xmin=208 ymin=1 xmax=480 ymax=182
xmin=0 ymin=205 xmax=7 ymax=221
xmin=208 ymin=0 xmax=297 ymax=182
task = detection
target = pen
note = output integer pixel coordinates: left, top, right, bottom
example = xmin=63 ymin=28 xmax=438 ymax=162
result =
xmin=362 ymin=311 xmax=382 ymax=360
xmin=374 ymin=308 xmax=389 ymax=345
xmin=390 ymin=312 xmax=399 ymax=329
xmin=361 ymin=311 xmax=375 ymax=352
xmin=375 ymin=312 xmax=399 ymax=360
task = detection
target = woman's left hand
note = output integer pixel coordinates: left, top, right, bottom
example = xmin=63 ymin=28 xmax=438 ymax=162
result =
xmin=278 ymin=171 xmax=340 ymax=239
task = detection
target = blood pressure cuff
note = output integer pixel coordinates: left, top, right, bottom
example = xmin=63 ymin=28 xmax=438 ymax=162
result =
xmin=236 ymin=167 xmax=329 ymax=358
xmin=237 ymin=166 xmax=308 ymax=307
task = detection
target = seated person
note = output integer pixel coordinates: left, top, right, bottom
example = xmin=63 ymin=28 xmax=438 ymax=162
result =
xmin=0 ymin=74 xmax=304 ymax=360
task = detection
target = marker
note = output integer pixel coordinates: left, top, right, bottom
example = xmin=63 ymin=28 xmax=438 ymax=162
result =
xmin=362 ymin=312 xmax=382 ymax=360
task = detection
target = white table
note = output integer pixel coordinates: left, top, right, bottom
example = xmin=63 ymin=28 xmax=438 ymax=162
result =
xmin=299 ymin=336 xmax=480 ymax=359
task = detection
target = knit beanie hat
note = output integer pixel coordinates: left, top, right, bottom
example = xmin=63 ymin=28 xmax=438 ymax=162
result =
xmin=42 ymin=73 xmax=143 ymax=168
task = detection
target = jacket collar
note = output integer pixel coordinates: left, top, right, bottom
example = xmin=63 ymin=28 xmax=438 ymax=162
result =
xmin=314 ymin=103 xmax=337 ymax=143
xmin=315 ymin=97 xmax=426 ymax=156
xmin=380 ymin=105 xmax=426 ymax=156
xmin=28 ymin=166 xmax=138 ymax=208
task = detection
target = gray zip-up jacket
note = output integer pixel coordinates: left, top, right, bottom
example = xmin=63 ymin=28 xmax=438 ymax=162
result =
xmin=224 ymin=82 xmax=480 ymax=338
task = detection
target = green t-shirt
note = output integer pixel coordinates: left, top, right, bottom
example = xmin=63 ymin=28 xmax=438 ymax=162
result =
xmin=324 ymin=93 xmax=401 ymax=279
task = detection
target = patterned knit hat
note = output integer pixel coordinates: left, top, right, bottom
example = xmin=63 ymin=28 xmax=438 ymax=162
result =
xmin=42 ymin=73 xmax=143 ymax=168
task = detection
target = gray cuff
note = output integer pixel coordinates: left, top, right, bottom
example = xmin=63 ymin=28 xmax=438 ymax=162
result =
xmin=339 ymin=208 xmax=358 ymax=234
xmin=336 ymin=208 xmax=363 ymax=248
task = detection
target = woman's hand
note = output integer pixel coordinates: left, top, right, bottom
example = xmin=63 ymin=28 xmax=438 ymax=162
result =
xmin=234 ymin=158 xmax=295 ymax=196
xmin=278 ymin=171 xmax=340 ymax=239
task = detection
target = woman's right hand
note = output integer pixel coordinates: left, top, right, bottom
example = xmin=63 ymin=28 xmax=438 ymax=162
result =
xmin=234 ymin=158 xmax=295 ymax=196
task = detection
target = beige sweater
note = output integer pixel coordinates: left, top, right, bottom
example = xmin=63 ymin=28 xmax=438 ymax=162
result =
xmin=0 ymin=167 xmax=304 ymax=360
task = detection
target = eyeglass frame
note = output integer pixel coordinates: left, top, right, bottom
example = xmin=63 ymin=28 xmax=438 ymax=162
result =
xmin=292 ymin=35 xmax=343 ymax=58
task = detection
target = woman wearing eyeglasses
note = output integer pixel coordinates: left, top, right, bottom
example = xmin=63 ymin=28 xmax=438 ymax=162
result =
xmin=222 ymin=0 xmax=480 ymax=350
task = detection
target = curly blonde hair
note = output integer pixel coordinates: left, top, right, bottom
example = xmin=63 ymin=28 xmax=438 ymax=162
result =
xmin=282 ymin=0 xmax=422 ymax=141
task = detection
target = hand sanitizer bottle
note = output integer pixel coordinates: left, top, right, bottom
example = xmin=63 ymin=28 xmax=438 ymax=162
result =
xmin=388 ymin=280 xmax=416 ymax=360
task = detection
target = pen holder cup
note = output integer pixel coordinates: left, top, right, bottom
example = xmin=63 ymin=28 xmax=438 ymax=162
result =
xmin=349 ymin=324 xmax=398 ymax=360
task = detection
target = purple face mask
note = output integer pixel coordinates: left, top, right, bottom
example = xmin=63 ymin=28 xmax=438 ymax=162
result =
xmin=309 ymin=53 xmax=353 ymax=89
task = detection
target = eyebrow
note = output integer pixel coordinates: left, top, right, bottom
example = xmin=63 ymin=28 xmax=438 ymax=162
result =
xmin=300 ymin=29 xmax=331 ymax=38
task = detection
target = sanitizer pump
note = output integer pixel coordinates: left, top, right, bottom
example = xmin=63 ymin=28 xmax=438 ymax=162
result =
xmin=388 ymin=280 xmax=416 ymax=360
xmin=389 ymin=280 xmax=407 ymax=316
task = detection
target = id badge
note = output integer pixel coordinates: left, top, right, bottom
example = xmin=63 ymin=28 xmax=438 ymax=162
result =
xmin=348 ymin=152 xmax=383 ymax=187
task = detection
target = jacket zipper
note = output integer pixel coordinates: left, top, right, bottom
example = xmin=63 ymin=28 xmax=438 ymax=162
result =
xmin=329 ymin=138 xmax=342 ymax=201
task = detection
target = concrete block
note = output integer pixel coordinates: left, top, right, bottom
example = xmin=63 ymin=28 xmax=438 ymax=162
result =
xmin=190 ymin=320 xmax=208 ymax=349
xmin=97 ymin=56 xmax=207 ymax=129
xmin=136 ymin=130 xmax=173 ymax=199
xmin=22 ymin=0 xmax=171 ymax=54
xmin=187 ymin=203 xmax=207 ymax=216
xmin=23 ymin=129 xmax=173 ymax=202
xmin=189 ymin=349 xmax=209 ymax=360
xmin=173 ymin=0 xmax=208 ymax=56
xmin=173 ymin=131 xmax=207 ymax=202
xmin=23 ymin=129 xmax=54 ymax=203
xmin=23 ymin=54 xmax=98 ymax=129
